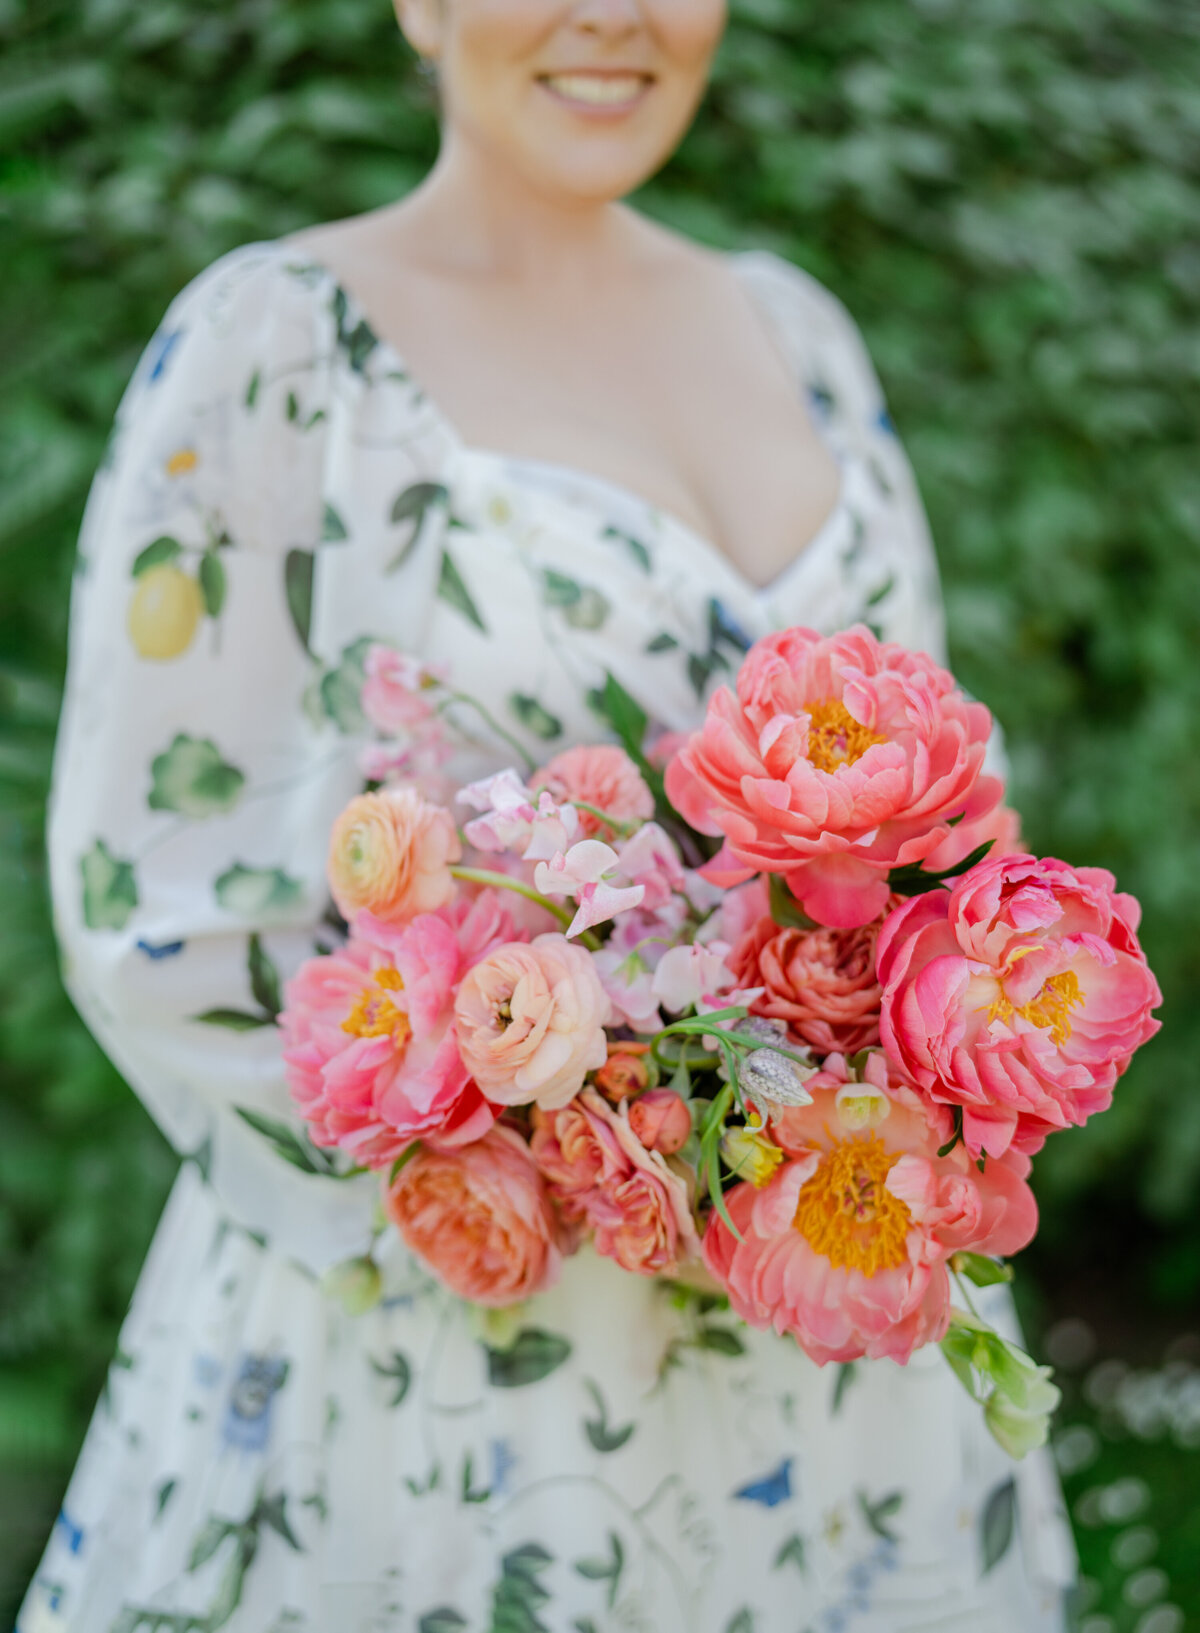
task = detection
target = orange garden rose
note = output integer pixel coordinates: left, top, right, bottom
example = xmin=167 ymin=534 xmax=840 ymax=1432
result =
xmin=327 ymin=786 xmax=460 ymax=926
xmin=729 ymin=911 xmax=891 ymax=1056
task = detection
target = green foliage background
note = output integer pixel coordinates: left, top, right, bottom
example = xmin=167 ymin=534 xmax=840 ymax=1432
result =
xmin=1 ymin=0 xmax=1197 ymax=1623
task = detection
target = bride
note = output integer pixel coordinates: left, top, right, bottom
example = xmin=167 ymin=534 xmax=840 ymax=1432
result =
xmin=25 ymin=2 xmax=1077 ymax=1629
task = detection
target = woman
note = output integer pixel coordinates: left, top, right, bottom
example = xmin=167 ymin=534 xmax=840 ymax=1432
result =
xmin=24 ymin=2 xmax=1077 ymax=1629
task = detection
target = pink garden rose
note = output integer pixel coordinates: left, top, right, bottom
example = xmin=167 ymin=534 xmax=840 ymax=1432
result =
xmin=729 ymin=907 xmax=894 ymax=1056
xmin=703 ymin=1051 xmax=1038 ymax=1365
xmin=878 ymin=853 xmax=1162 ymax=1158
xmin=385 ymin=1126 xmax=563 ymax=1306
xmin=454 ymin=933 xmax=611 ymax=1110
xmin=665 ymin=625 xmax=997 ymax=928
xmin=536 ymin=744 xmax=655 ymax=839
xmin=280 ymin=891 xmax=520 ymax=1165
xmin=531 ymin=1088 xmax=701 ymax=1275
xmin=628 ymin=1089 xmax=692 ymax=1156
xmin=327 ymin=786 xmax=460 ymax=926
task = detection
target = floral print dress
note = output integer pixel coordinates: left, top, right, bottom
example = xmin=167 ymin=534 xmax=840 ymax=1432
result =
xmin=23 ymin=239 xmax=1077 ymax=1633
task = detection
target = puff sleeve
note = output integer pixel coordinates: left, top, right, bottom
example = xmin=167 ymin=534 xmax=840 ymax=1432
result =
xmin=46 ymin=246 xmax=379 ymax=1275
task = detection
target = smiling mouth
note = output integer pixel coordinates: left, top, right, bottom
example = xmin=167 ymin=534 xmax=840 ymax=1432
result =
xmin=537 ymin=71 xmax=654 ymax=109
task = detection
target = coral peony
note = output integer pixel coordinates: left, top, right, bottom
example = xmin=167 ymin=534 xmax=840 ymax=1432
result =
xmin=730 ymin=909 xmax=891 ymax=1056
xmin=280 ymin=892 xmax=520 ymax=1165
xmin=665 ymin=624 xmax=995 ymax=928
xmin=454 ymin=934 xmax=610 ymax=1111
xmin=327 ymin=786 xmax=460 ymax=926
xmin=703 ymin=1052 xmax=1038 ymax=1365
xmin=535 ymin=744 xmax=655 ymax=838
xmin=385 ymin=1126 xmax=563 ymax=1306
xmin=878 ymin=853 xmax=1162 ymax=1158
xmin=531 ymin=1089 xmax=701 ymax=1275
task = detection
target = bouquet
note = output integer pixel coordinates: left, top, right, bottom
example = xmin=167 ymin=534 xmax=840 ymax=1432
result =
xmin=256 ymin=625 xmax=1161 ymax=1458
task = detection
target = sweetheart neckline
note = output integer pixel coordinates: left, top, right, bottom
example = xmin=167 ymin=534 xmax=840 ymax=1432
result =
xmin=254 ymin=237 xmax=850 ymax=598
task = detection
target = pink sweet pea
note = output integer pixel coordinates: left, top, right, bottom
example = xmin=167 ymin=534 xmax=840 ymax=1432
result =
xmin=878 ymin=853 xmax=1162 ymax=1158
xmin=613 ymin=822 xmax=687 ymax=912
xmin=360 ymin=643 xmax=445 ymax=733
xmin=665 ymin=625 xmax=996 ymax=929
xmin=702 ymin=1051 xmax=1038 ymax=1365
xmin=280 ymin=891 xmax=521 ymax=1166
xmin=533 ymin=840 xmax=645 ymax=938
xmin=458 ymin=770 xmax=581 ymax=859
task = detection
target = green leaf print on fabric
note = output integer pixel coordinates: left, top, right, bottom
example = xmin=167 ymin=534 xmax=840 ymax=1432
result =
xmin=312 ymin=635 xmax=374 ymax=734
xmin=322 ymin=502 xmax=349 ymax=542
xmin=980 ymin=1476 xmax=1017 ymax=1573
xmin=331 ymin=285 xmax=379 ymax=375
xmin=80 ymin=838 xmax=138 ymax=930
xmin=193 ymin=1007 xmax=274 ymax=1032
xmin=131 ymin=535 xmax=183 ymax=576
xmin=388 ymin=481 xmax=449 ymax=572
xmin=368 ymin=1349 xmax=412 ymax=1408
xmin=692 ymin=1323 xmax=745 ymax=1357
xmin=248 ymin=932 xmax=283 ymax=1019
xmin=285 ymin=549 xmax=315 ymax=654
xmin=540 ymin=570 xmax=611 ymax=631
xmin=645 ymin=631 xmax=679 ymax=654
xmin=773 ymin=1533 xmax=807 ymax=1573
xmin=438 ymin=549 xmax=488 ymax=633
xmin=244 ymin=368 xmax=260 ymax=409
xmin=484 ymin=1328 xmax=571 ymax=1388
xmin=234 ymin=1107 xmax=338 ymax=1176
xmin=832 ymin=1361 xmax=858 ymax=1414
xmin=508 ymin=694 xmax=563 ymax=742
xmin=214 ymin=863 xmax=304 ymax=916
xmin=418 ymin=1612 xmax=468 ymax=1633
xmin=582 ymin=1379 xmax=635 ymax=1453
xmin=857 ymin=1488 xmax=904 ymax=1544
xmin=574 ymin=1530 xmax=624 ymax=1609
xmin=154 ymin=1478 xmax=177 ymax=1522
xmin=600 ymin=523 xmax=652 ymax=574
xmin=199 ymin=548 xmax=226 ymax=618
xmin=725 ymin=1610 xmax=755 ymax=1633
xmin=461 ymin=1451 xmax=492 ymax=1505
xmin=488 ymin=1543 xmax=554 ymax=1633
xmin=148 ymin=734 xmax=245 ymax=818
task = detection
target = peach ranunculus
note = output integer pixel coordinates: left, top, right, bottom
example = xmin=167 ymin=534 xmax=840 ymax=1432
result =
xmin=535 ymin=744 xmax=655 ymax=839
xmin=702 ymin=1051 xmax=1038 ymax=1365
xmin=531 ymin=1088 xmax=702 ymax=1275
xmin=327 ymin=786 xmax=460 ymax=926
xmin=453 ymin=933 xmax=611 ymax=1111
xmin=664 ymin=624 xmax=998 ymax=929
xmin=729 ymin=908 xmax=893 ymax=1056
xmin=280 ymin=891 xmax=520 ymax=1165
xmin=878 ymin=852 xmax=1163 ymax=1159
xmin=385 ymin=1126 xmax=563 ymax=1306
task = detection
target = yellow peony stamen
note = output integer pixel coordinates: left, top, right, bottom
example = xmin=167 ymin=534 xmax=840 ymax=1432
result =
xmin=165 ymin=447 xmax=199 ymax=478
xmin=805 ymin=698 xmax=887 ymax=774
xmin=987 ymin=969 xmax=1084 ymax=1047
xmin=793 ymin=1133 xmax=911 ymax=1277
xmin=342 ymin=965 xmax=411 ymax=1050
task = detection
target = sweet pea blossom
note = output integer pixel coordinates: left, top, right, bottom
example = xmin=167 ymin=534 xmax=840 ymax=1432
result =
xmin=613 ymin=822 xmax=688 ymax=912
xmin=533 ymin=840 xmax=645 ymax=939
xmin=360 ymin=643 xmax=446 ymax=733
xmin=651 ymin=942 xmax=751 ymax=1015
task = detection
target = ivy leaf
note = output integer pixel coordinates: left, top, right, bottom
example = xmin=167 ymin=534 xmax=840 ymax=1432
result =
xmin=148 ymin=733 xmax=245 ymax=817
xmin=980 ymin=1477 xmax=1017 ymax=1573
xmin=509 ymin=694 xmax=563 ymax=741
xmin=285 ymin=549 xmax=315 ymax=653
xmin=132 ymin=535 xmax=183 ymax=576
xmin=437 ymin=549 xmax=487 ymax=631
xmin=369 ymin=1349 xmax=412 ymax=1408
xmin=322 ymin=502 xmax=349 ymax=541
xmin=484 ymin=1328 xmax=572 ymax=1388
xmin=234 ymin=1106 xmax=338 ymax=1175
xmin=199 ymin=548 xmax=226 ymax=617
xmin=214 ymin=863 xmax=304 ymax=916
xmin=80 ymin=838 xmax=138 ymax=930
xmin=248 ymin=932 xmax=282 ymax=1019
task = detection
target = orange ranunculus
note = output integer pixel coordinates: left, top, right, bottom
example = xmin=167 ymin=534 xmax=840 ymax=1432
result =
xmin=327 ymin=786 xmax=460 ymax=926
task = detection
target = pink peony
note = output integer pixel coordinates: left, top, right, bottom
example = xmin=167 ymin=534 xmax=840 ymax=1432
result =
xmin=729 ymin=909 xmax=893 ymax=1056
xmin=878 ymin=853 xmax=1162 ymax=1158
xmin=535 ymin=744 xmax=655 ymax=839
xmin=385 ymin=1126 xmax=563 ymax=1306
xmin=280 ymin=891 xmax=520 ymax=1165
xmin=531 ymin=1088 xmax=701 ymax=1275
xmin=703 ymin=1051 xmax=1038 ymax=1365
xmin=454 ymin=934 xmax=611 ymax=1111
xmin=327 ymin=786 xmax=460 ymax=927
xmin=665 ymin=625 xmax=995 ymax=929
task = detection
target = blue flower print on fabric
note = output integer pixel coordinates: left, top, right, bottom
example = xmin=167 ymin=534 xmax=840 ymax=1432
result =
xmin=222 ymin=1354 xmax=289 ymax=1452
xmin=734 ymin=1458 xmax=794 ymax=1508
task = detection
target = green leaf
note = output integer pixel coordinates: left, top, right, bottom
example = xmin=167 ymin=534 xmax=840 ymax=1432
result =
xmin=582 ymin=1380 xmax=635 ymax=1454
xmin=244 ymin=369 xmax=260 ymax=409
xmin=461 ymin=1451 xmax=492 ymax=1504
xmin=600 ymin=524 xmax=652 ymax=573
xmin=187 ymin=1515 xmax=234 ymax=1571
xmin=768 ymin=873 xmax=818 ymax=930
xmin=80 ymin=838 xmax=138 ymax=930
xmin=488 ymin=1542 xmax=555 ymax=1632
xmin=773 ymin=1532 xmax=806 ymax=1573
xmin=214 ymin=863 xmax=304 ymax=916
xmin=286 ymin=390 xmax=299 ymax=422
xmin=980 ymin=1477 xmax=1017 ymax=1573
xmin=888 ymin=841 xmax=994 ymax=897
xmin=234 ymin=1106 xmax=337 ymax=1175
xmin=317 ymin=635 xmax=374 ymax=734
xmin=419 ymin=1612 xmax=468 ymax=1633
xmin=285 ymin=549 xmax=315 ymax=653
xmin=148 ymin=733 xmax=245 ymax=817
xmin=199 ymin=548 xmax=226 ymax=617
xmin=563 ymin=587 xmax=610 ymax=630
xmin=725 ymin=1612 xmax=755 ymax=1633
xmin=951 ymin=1251 xmax=1014 ymax=1288
xmin=192 ymin=1008 xmax=274 ymax=1031
xmin=596 ymin=670 xmax=647 ymax=759
xmin=484 ymin=1328 xmax=572 ymax=1388
xmin=437 ymin=549 xmax=487 ymax=631
xmin=132 ymin=535 xmax=183 ymax=576
xmin=832 ymin=1361 xmax=857 ymax=1414
xmin=387 ymin=481 xmax=448 ymax=571
xmin=322 ymin=502 xmax=349 ymax=541
xmin=154 ymin=1477 xmax=177 ymax=1521
xmin=369 ymin=1349 xmax=412 ymax=1408
xmin=248 ymin=932 xmax=282 ymax=1019
xmin=541 ymin=569 xmax=582 ymax=607
xmin=574 ymin=1531 xmax=624 ymax=1609
xmin=857 ymin=1488 xmax=904 ymax=1543
xmin=509 ymin=694 xmax=563 ymax=741
xmin=256 ymin=1491 xmax=302 ymax=1552
xmin=645 ymin=631 xmax=679 ymax=653
xmin=694 ymin=1324 xmax=745 ymax=1357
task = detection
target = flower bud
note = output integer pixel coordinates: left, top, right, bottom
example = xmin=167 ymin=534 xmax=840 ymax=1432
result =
xmin=720 ymin=1125 xmax=785 ymax=1188
xmin=595 ymin=1043 xmax=651 ymax=1101
xmin=628 ymin=1089 xmax=691 ymax=1155
xmin=319 ymin=1254 xmax=383 ymax=1316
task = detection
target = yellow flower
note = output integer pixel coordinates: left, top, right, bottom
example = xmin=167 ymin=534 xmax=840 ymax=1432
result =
xmin=721 ymin=1124 xmax=785 ymax=1188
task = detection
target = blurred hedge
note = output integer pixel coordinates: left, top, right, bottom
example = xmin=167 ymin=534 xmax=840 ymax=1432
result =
xmin=2 ymin=0 xmax=1198 ymax=1617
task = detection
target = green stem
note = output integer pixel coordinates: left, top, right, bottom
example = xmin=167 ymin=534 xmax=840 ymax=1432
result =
xmin=654 ymin=1015 xmax=815 ymax=1072
xmin=449 ymin=866 xmax=602 ymax=951
xmin=441 ymin=691 xmax=537 ymax=775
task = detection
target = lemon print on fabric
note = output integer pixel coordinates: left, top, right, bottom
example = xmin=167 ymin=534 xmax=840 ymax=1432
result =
xmin=128 ymin=562 xmax=205 ymax=659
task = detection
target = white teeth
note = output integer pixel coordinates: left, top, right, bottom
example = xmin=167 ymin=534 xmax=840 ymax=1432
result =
xmin=542 ymin=73 xmax=648 ymax=106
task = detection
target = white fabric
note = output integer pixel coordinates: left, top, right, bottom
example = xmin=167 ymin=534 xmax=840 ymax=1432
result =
xmin=23 ymin=239 xmax=1076 ymax=1633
